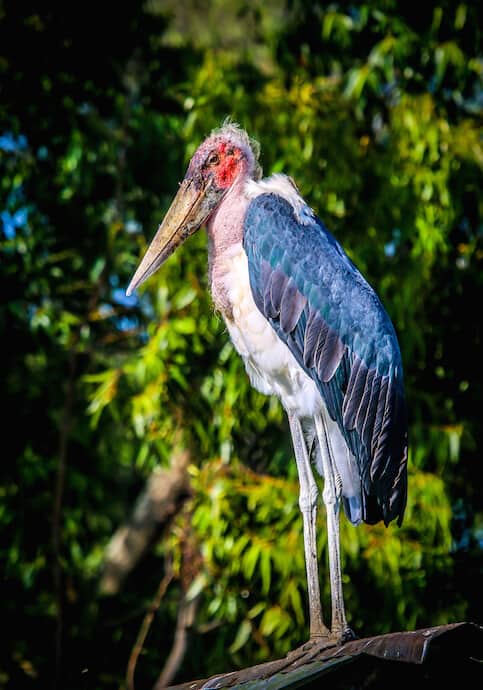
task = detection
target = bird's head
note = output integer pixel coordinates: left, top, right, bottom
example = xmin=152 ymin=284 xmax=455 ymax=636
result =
xmin=126 ymin=123 xmax=260 ymax=296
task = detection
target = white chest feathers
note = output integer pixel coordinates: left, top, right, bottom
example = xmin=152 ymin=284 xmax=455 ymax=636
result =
xmin=219 ymin=243 xmax=323 ymax=418
xmin=214 ymin=242 xmax=362 ymax=516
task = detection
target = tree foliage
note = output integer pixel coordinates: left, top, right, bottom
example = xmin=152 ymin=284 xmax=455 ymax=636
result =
xmin=0 ymin=1 xmax=481 ymax=688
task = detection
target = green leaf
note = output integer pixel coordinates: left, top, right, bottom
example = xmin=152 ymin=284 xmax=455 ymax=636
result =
xmin=242 ymin=544 xmax=260 ymax=580
xmin=260 ymin=606 xmax=282 ymax=637
xmin=260 ymin=550 xmax=271 ymax=595
xmin=229 ymin=619 xmax=252 ymax=654
xmin=247 ymin=602 xmax=266 ymax=620
xmin=89 ymin=257 xmax=105 ymax=282
xmin=186 ymin=573 xmax=208 ymax=601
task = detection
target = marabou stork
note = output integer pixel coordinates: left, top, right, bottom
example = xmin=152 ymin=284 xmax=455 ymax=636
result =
xmin=127 ymin=123 xmax=408 ymax=644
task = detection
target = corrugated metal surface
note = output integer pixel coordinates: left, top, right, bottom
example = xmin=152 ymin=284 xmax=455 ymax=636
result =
xmin=168 ymin=622 xmax=482 ymax=689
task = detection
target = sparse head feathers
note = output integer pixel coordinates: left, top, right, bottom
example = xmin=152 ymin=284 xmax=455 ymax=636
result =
xmin=206 ymin=121 xmax=262 ymax=180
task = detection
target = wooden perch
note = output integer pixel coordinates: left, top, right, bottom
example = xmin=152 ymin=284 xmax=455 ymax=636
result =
xmin=167 ymin=622 xmax=482 ymax=689
xmin=100 ymin=448 xmax=191 ymax=594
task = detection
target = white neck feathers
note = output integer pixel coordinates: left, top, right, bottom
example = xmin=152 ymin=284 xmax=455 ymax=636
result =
xmin=245 ymin=173 xmax=315 ymax=225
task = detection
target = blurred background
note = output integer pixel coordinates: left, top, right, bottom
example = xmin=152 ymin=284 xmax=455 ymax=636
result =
xmin=1 ymin=1 xmax=482 ymax=688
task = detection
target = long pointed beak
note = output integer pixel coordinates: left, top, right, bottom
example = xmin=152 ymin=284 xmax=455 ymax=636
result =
xmin=126 ymin=176 xmax=215 ymax=296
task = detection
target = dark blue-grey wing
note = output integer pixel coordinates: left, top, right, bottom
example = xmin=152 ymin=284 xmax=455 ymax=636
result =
xmin=243 ymin=192 xmax=408 ymax=526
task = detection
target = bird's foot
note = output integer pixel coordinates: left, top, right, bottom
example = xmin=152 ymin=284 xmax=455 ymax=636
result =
xmin=285 ymin=633 xmax=337 ymax=663
xmin=285 ymin=627 xmax=356 ymax=664
xmin=305 ymin=632 xmax=337 ymax=650
xmin=329 ymin=625 xmax=357 ymax=646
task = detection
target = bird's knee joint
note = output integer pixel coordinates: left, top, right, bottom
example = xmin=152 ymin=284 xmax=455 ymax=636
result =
xmin=299 ymin=482 xmax=318 ymax=513
xmin=322 ymin=484 xmax=337 ymax=506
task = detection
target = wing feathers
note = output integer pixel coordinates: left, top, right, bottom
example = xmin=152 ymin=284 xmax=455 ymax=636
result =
xmin=243 ymin=191 xmax=408 ymax=526
xmin=361 ymin=374 xmax=381 ymax=449
xmin=318 ymin=329 xmax=345 ymax=383
xmin=280 ymin=278 xmax=307 ymax=333
xmin=371 ymin=375 xmax=389 ymax=457
xmin=355 ymin=368 xmax=376 ymax=432
xmin=269 ymin=269 xmax=287 ymax=317
xmin=303 ymin=308 xmax=323 ymax=368
xmin=370 ymin=380 xmax=396 ymax=482
xmin=343 ymin=356 xmax=368 ymax=429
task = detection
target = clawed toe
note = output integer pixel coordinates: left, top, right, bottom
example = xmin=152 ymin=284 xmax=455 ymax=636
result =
xmin=286 ymin=626 xmax=357 ymax=664
xmin=331 ymin=626 xmax=357 ymax=645
xmin=285 ymin=635 xmax=333 ymax=661
xmin=304 ymin=635 xmax=335 ymax=652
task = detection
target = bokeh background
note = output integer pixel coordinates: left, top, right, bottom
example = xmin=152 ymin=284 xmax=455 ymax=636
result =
xmin=1 ymin=1 xmax=482 ymax=688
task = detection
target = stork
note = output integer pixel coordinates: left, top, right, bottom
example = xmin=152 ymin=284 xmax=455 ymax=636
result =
xmin=127 ymin=123 xmax=408 ymax=644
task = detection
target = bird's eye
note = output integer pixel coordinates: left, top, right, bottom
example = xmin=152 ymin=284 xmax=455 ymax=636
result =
xmin=207 ymin=153 xmax=220 ymax=166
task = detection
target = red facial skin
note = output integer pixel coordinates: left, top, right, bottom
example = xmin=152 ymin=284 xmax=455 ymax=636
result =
xmin=213 ymin=142 xmax=244 ymax=189
xmin=186 ymin=138 xmax=246 ymax=192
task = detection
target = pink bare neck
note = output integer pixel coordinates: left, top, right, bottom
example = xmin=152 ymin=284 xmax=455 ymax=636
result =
xmin=206 ymin=176 xmax=250 ymax=318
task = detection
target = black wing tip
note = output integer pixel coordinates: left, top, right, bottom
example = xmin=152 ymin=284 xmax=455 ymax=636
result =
xmin=362 ymin=495 xmax=407 ymax=527
xmin=362 ymin=454 xmax=408 ymax=527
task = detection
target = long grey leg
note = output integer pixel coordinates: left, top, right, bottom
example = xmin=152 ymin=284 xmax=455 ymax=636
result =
xmin=314 ymin=413 xmax=351 ymax=639
xmin=288 ymin=413 xmax=330 ymax=639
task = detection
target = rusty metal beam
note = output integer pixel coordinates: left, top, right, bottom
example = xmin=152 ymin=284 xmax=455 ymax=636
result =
xmin=167 ymin=622 xmax=482 ymax=689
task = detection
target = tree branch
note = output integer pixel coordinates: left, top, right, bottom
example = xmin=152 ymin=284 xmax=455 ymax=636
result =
xmin=51 ymin=345 xmax=77 ymax=690
xmin=126 ymin=559 xmax=174 ymax=690
xmin=154 ymin=595 xmax=200 ymax=690
xmin=100 ymin=447 xmax=191 ymax=595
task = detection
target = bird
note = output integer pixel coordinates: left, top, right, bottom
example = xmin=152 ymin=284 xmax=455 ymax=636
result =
xmin=127 ymin=122 xmax=408 ymax=645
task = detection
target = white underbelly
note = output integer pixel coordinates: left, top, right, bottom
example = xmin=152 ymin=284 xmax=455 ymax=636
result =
xmin=226 ymin=318 xmax=324 ymax=418
xmin=221 ymin=244 xmax=322 ymax=418
xmin=216 ymin=243 xmax=361 ymax=514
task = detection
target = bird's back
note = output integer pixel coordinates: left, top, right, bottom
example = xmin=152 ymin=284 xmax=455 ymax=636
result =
xmin=243 ymin=182 xmax=408 ymax=526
